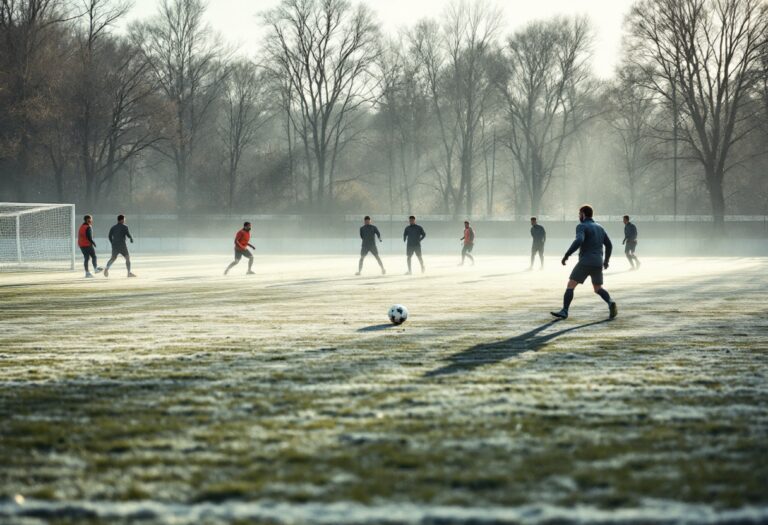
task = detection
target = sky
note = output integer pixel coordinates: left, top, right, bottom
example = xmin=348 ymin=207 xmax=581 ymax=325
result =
xmin=119 ymin=0 xmax=636 ymax=78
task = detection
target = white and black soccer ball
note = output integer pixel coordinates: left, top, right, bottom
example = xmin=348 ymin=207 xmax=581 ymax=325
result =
xmin=388 ymin=304 xmax=408 ymax=325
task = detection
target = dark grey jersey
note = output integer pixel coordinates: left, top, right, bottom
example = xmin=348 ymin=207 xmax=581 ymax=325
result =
xmin=360 ymin=224 xmax=382 ymax=246
xmin=108 ymin=223 xmax=133 ymax=248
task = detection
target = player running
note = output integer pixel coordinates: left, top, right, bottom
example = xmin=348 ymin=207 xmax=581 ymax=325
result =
xmin=529 ymin=217 xmax=546 ymax=270
xmin=459 ymin=220 xmax=475 ymax=266
xmin=551 ymin=205 xmax=617 ymax=320
xmin=104 ymin=214 xmax=136 ymax=278
xmin=77 ymin=214 xmax=103 ymax=278
xmin=623 ymin=215 xmax=640 ymax=270
xmin=403 ymin=215 xmax=426 ymax=275
xmin=224 ymin=222 xmax=256 ymax=276
xmin=356 ymin=216 xmax=386 ymax=276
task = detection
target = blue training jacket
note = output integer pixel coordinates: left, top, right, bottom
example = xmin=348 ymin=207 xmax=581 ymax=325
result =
xmin=564 ymin=218 xmax=612 ymax=267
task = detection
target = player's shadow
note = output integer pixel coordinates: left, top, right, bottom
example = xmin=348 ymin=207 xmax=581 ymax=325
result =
xmin=425 ymin=318 xmax=611 ymax=377
xmin=357 ymin=323 xmax=396 ymax=332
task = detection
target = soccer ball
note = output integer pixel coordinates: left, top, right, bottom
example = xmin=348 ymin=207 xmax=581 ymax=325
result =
xmin=388 ymin=304 xmax=408 ymax=325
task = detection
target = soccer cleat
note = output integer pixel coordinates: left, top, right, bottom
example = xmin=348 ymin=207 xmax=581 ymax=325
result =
xmin=609 ymin=301 xmax=618 ymax=319
xmin=85 ymin=272 xmax=94 ymax=278
xmin=405 ymin=271 xmax=412 ymax=275
xmin=246 ymin=270 xmax=255 ymax=275
xmin=94 ymin=267 xmax=103 ymax=273
xmin=421 ymin=266 xmax=426 ymax=274
xmin=127 ymin=272 xmax=137 ymax=278
xmin=103 ymin=268 xmax=109 ymax=278
xmin=355 ymin=271 xmax=361 ymax=276
xmin=550 ymin=309 xmax=568 ymax=320
xmin=381 ymin=268 xmax=386 ymax=275
xmin=224 ymin=269 xmax=229 ymax=276
xmin=636 ymin=261 xmax=641 ymax=270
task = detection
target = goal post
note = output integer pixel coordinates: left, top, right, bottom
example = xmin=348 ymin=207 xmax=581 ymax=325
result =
xmin=0 ymin=203 xmax=76 ymax=271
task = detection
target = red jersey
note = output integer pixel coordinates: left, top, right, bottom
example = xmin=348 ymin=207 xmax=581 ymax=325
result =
xmin=78 ymin=223 xmax=92 ymax=248
xmin=235 ymin=229 xmax=251 ymax=250
xmin=463 ymin=227 xmax=474 ymax=245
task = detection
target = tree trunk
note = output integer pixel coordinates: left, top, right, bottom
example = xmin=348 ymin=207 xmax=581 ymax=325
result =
xmin=706 ymin=169 xmax=725 ymax=230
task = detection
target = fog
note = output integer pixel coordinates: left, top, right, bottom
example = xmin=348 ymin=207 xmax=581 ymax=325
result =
xmin=1 ymin=0 xmax=767 ymax=246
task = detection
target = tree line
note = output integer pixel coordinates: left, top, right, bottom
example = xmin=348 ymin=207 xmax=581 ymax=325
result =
xmin=1 ymin=0 xmax=766 ymax=226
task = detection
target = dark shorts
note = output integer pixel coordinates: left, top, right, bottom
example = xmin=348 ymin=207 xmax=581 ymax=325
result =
xmin=234 ymin=248 xmax=253 ymax=261
xmin=532 ymin=242 xmax=544 ymax=253
xmin=406 ymin=244 xmax=422 ymax=258
xmin=569 ymin=262 xmax=603 ymax=285
xmin=111 ymin=246 xmax=129 ymax=258
xmin=80 ymin=246 xmax=96 ymax=258
xmin=361 ymin=244 xmax=379 ymax=257
xmin=462 ymin=243 xmax=473 ymax=253
xmin=625 ymin=241 xmax=637 ymax=254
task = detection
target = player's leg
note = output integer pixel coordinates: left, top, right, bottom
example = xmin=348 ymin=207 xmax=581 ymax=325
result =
xmin=591 ymin=269 xmax=616 ymax=318
xmin=357 ymin=247 xmax=367 ymax=275
xmin=460 ymin=245 xmax=467 ymax=265
xmin=631 ymin=243 xmax=640 ymax=269
xmin=124 ymin=250 xmax=136 ymax=277
xmin=552 ymin=263 xmax=589 ymax=319
xmin=406 ymin=246 xmax=413 ymax=274
xmin=465 ymin=245 xmax=474 ymax=265
xmin=246 ymin=250 xmax=254 ymax=274
xmin=530 ymin=244 xmax=536 ymax=269
xmin=416 ymin=246 xmax=424 ymax=273
xmin=625 ymin=244 xmax=635 ymax=269
xmin=104 ymin=248 xmax=118 ymax=277
xmin=538 ymin=245 xmax=544 ymax=269
xmin=91 ymin=247 xmax=102 ymax=273
xmin=371 ymin=246 xmax=385 ymax=274
xmin=81 ymin=247 xmax=91 ymax=277
xmin=225 ymin=250 xmax=242 ymax=275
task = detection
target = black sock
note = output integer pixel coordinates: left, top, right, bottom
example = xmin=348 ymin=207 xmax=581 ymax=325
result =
xmin=597 ymin=288 xmax=612 ymax=304
xmin=563 ymin=288 xmax=574 ymax=310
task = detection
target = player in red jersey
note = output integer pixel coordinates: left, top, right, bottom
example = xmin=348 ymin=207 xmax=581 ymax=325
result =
xmin=77 ymin=215 xmax=103 ymax=278
xmin=224 ymin=222 xmax=256 ymax=276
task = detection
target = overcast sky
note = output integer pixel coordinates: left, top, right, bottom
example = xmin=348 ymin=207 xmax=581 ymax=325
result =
xmin=120 ymin=0 xmax=636 ymax=78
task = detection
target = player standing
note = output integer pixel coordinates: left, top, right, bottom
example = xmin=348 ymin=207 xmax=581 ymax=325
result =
xmin=459 ymin=220 xmax=475 ymax=266
xmin=77 ymin=214 xmax=103 ymax=278
xmin=104 ymin=214 xmax=136 ymax=278
xmin=403 ymin=215 xmax=426 ymax=275
xmin=224 ymin=221 xmax=256 ymax=276
xmin=529 ymin=217 xmax=546 ymax=270
xmin=356 ymin=216 xmax=386 ymax=276
xmin=551 ymin=205 xmax=617 ymax=320
xmin=623 ymin=215 xmax=640 ymax=270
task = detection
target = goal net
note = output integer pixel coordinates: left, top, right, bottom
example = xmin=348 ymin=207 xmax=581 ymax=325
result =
xmin=0 ymin=203 xmax=75 ymax=271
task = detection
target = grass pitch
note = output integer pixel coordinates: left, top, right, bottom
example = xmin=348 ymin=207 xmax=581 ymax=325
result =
xmin=1 ymin=255 xmax=767 ymax=524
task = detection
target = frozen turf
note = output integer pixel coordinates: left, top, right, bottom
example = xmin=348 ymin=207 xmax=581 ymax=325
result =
xmin=0 ymin=255 xmax=766 ymax=524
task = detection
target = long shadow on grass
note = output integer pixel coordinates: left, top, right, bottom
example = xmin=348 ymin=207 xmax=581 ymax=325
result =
xmin=425 ymin=318 xmax=611 ymax=377
xmin=357 ymin=323 xmax=396 ymax=332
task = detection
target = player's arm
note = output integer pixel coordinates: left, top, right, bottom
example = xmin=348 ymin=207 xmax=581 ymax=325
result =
xmin=126 ymin=227 xmax=134 ymax=243
xmin=87 ymin=226 xmax=96 ymax=247
xmin=403 ymin=228 xmax=407 ymax=242
xmin=542 ymin=228 xmax=545 ymax=244
xmin=108 ymin=226 xmax=114 ymax=245
xmin=603 ymin=233 xmax=613 ymax=269
xmin=420 ymin=227 xmax=426 ymax=241
xmin=562 ymin=224 xmax=584 ymax=264
xmin=360 ymin=227 xmax=364 ymax=240
xmin=470 ymin=228 xmax=475 ymax=242
xmin=248 ymin=243 xmax=255 ymax=249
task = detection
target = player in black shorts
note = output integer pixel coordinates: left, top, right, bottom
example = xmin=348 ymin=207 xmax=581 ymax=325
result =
xmin=529 ymin=217 xmax=546 ymax=270
xmin=356 ymin=216 xmax=386 ymax=275
xmin=403 ymin=215 xmax=426 ymax=274
xmin=104 ymin=214 xmax=136 ymax=278
xmin=623 ymin=215 xmax=640 ymax=270
xmin=551 ymin=205 xmax=617 ymax=320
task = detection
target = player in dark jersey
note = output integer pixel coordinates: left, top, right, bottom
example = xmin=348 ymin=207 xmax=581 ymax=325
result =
xmin=459 ymin=220 xmax=475 ymax=266
xmin=77 ymin=214 xmax=103 ymax=278
xmin=529 ymin=217 xmax=546 ymax=270
xmin=623 ymin=215 xmax=640 ymax=270
xmin=224 ymin=222 xmax=255 ymax=275
xmin=104 ymin=214 xmax=135 ymax=278
xmin=356 ymin=216 xmax=386 ymax=276
xmin=403 ymin=215 xmax=426 ymax=274
xmin=551 ymin=205 xmax=617 ymax=320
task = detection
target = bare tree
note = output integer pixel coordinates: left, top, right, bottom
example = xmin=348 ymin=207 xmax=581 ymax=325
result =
xmin=605 ymin=66 xmax=660 ymax=212
xmin=133 ymin=0 xmax=227 ymax=212
xmin=626 ymin=0 xmax=768 ymax=227
xmin=263 ymin=0 xmax=380 ymax=210
xmin=0 ymin=0 xmax=72 ymax=200
xmin=497 ymin=16 xmax=594 ymax=216
xmin=218 ymin=60 xmax=270 ymax=212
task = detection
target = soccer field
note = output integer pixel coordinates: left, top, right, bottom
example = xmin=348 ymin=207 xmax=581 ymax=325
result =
xmin=1 ymin=255 xmax=767 ymax=524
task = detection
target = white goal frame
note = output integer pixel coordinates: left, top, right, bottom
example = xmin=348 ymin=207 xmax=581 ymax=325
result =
xmin=0 ymin=203 xmax=76 ymax=271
